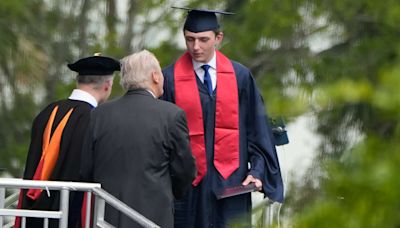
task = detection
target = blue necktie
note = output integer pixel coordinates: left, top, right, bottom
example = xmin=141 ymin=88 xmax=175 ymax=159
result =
xmin=201 ymin=64 xmax=213 ymax=95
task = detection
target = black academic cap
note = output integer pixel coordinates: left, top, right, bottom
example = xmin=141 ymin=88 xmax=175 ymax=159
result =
xmin=172 ymin=6 xmax=234 ymax=33
xmin=67 ymin=55 xmax=120 ymax=76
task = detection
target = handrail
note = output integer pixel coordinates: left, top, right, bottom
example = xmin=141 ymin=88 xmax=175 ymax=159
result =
xmin=4 ymin=192 xmax=18 ymax=208
xmin=1 ymin=178 xmax=276 ymax=227
xmin=0 ymin=178 xmax=101 ymax=191
xmin=252 ymin=197 xmax=274 ymax=212
xmin=92 ymin=188 xmax=160 ymax=228
xmin=0 ymin=178 xmax=160 ymax=228
xmin=0 ymin=209 xmax=62 ymax=218
xmin=252 ymin=197 xmax=282 ymax=227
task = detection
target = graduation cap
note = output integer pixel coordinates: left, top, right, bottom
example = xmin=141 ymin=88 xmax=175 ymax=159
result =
xmin=172 ymin=6 xmax=234 ymax=33
xmin=68 ymin=54 xmax=120 ymax=76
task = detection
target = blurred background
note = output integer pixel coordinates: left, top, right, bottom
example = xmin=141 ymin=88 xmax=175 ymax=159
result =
xmin=1 ymin=0 xmax=399 ymax=226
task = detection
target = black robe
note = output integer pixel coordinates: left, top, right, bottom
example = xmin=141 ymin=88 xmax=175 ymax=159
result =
xmin=19 ymin=99 xmax=92 ymax=228
xmin=162 ymin=59 xmax=284 ymax=227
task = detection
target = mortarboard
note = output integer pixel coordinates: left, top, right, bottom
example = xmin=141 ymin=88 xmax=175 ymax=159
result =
xmin=172 ymin=6 xmax=234 ymax=33
xmin=67 ymin=54 xmax=120 ymax=76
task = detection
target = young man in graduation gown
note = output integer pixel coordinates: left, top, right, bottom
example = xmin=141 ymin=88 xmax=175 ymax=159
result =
xmin=162 ymin=8 xmax=284 ymax=227
xmin=16 ymin=55 xmax=120 ymax=228
xmin=80 ymin=50 xmax=196 ymax=228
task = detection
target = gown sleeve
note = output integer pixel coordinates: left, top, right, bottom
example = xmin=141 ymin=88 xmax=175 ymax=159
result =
xmin=245 ymin=72 xmax=284 ymax=203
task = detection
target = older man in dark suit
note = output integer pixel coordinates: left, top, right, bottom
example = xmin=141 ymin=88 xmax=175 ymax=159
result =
xmin=80 ymin=50 xmax=196 ymax=228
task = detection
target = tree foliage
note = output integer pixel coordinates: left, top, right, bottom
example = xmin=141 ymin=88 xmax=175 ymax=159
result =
xmin=288 ymin=0 xmax=400 ymax=225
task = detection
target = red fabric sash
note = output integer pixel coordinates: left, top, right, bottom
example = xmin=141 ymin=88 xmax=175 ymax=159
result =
xmin=15 ymin=106 xmax=74 ymax=228
xmin=174 ymin=51 xmax=239 ymax=185
xmin=27 ymin=106 xmax=74 ymax=199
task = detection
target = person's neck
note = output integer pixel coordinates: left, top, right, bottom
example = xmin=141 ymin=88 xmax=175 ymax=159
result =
xmin=77 ymin=85 xmax=103 ymax=104
xmin=146 ymin=86 xmax=159 ymax=98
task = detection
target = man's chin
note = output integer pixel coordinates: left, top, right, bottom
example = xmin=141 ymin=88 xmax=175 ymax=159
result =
xmin=190 ymin=54 xmax=204 ymax=62
xmin=194 ymin=57 xmax=206 ymax=63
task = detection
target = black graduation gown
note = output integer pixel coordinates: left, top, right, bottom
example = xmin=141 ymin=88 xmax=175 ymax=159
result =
xmin=20 ymin=99 xmax=92 ymax=228
xmin=162 ymin=59 xmax=284 ymax=227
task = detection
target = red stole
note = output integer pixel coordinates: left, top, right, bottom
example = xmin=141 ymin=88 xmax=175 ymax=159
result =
xmin=15 ymin=105 xmax=74 ymax=228
xmin=26 ymin=106 xmax=74 ymax=199
xmin=174 ymin=51 xmax=239 ymax=186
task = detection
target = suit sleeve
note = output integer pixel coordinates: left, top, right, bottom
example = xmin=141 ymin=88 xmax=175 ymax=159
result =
xmin=169 ymin=110 xmax=197 ymax=199
xmin=245 ymin=73 xmax=284 ymax=203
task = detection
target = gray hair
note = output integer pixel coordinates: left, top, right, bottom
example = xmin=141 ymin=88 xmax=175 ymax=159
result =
xmin=76 ymin=75 xmax=114 ymax=90
xmin=120 ymin=50 xmax=161 ymax=91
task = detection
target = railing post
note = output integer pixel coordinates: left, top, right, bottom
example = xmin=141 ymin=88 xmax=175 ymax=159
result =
xmin=0 ymin=187 xmax=5 ymax=227
xmin=59 ymin=189 xmax=70 ymax=228
xmin=262 ymin=200 xmax=275 ymax=227
xmin=260 ymin=205 xmax=266 ymax=227
xmin=84 ymin=192 xmax=92 ymax=228
xmin=93 ymin=194 xmax=106 ymax=227
xmin=269 ymin=203 xmax=274 ymax=226
xmin=0 ymin=179 xmax=162 ymax=228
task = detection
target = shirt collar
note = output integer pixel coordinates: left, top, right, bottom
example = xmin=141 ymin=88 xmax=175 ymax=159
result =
xmin=145 ymin=89 xmax=157 ymax=98
xmin=68 ymin=89 xmax=98 ymax=107
xmin=192 ymin=51 xmax=217 ymax=71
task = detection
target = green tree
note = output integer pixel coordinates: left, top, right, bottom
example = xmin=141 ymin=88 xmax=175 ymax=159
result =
xmin=286 ymin=0 xmax=400 ymax=225
xmin=0 ymin=0 xmax=49 ymax=176
xmin=294 ymin=62 xmax=400 ymax=226
xmin=0 ymin=0 xmax=176 ymax=176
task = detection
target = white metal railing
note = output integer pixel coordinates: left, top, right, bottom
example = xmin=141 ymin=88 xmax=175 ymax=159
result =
xmin=0 ymin=178 xmax=160 ymax=228
xmin=1 ymin=178 xmax=279 ymax=228
xmin=251 ymin=197 xmax=282 ymax=227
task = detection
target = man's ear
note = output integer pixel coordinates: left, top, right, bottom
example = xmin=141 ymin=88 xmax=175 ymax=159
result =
xmin=152 ymin=71 xmax=160 ymax=83
xmin=104 ymin=79 xmax=112 ymax=91
xmin=216 ymin=32 xmax=224 ymax=45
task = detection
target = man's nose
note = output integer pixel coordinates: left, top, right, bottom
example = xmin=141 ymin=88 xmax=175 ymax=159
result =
xmin=193 ymin=39 xmax=200 ymax=50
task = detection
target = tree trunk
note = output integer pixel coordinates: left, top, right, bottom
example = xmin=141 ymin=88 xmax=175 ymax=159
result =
xmin=78 ymin=0 xmax=91 ymax=57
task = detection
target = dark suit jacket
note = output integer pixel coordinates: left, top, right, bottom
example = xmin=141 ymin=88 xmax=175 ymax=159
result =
xmin=81 ymin=89 xmax=196 ymax=228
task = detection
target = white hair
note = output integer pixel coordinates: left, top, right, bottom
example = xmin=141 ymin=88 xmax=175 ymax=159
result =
xmin=120 ymin=50 xmax=161 ymax=91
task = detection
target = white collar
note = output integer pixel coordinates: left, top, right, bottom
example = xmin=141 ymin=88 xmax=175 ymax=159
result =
xmin=68 ymin=89 xmax=98 ymax=107
xmin=146 ymin=89 xmax=157 ymax=98
xmin=192 ymin=51 xmax=217 ymax=71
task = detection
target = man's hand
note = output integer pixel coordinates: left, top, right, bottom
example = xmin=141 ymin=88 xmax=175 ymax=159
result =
xmin=242 ymin=175 xmax=262 ymax=191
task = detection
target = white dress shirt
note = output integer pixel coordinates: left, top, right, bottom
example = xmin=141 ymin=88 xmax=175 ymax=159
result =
xmin=68 ymin=89 xmax=98 ymax=107
xmin=192 ymin=52 xmax=217 ymax=91
xmin=146 ymin=89 xmax=156 ymax=98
